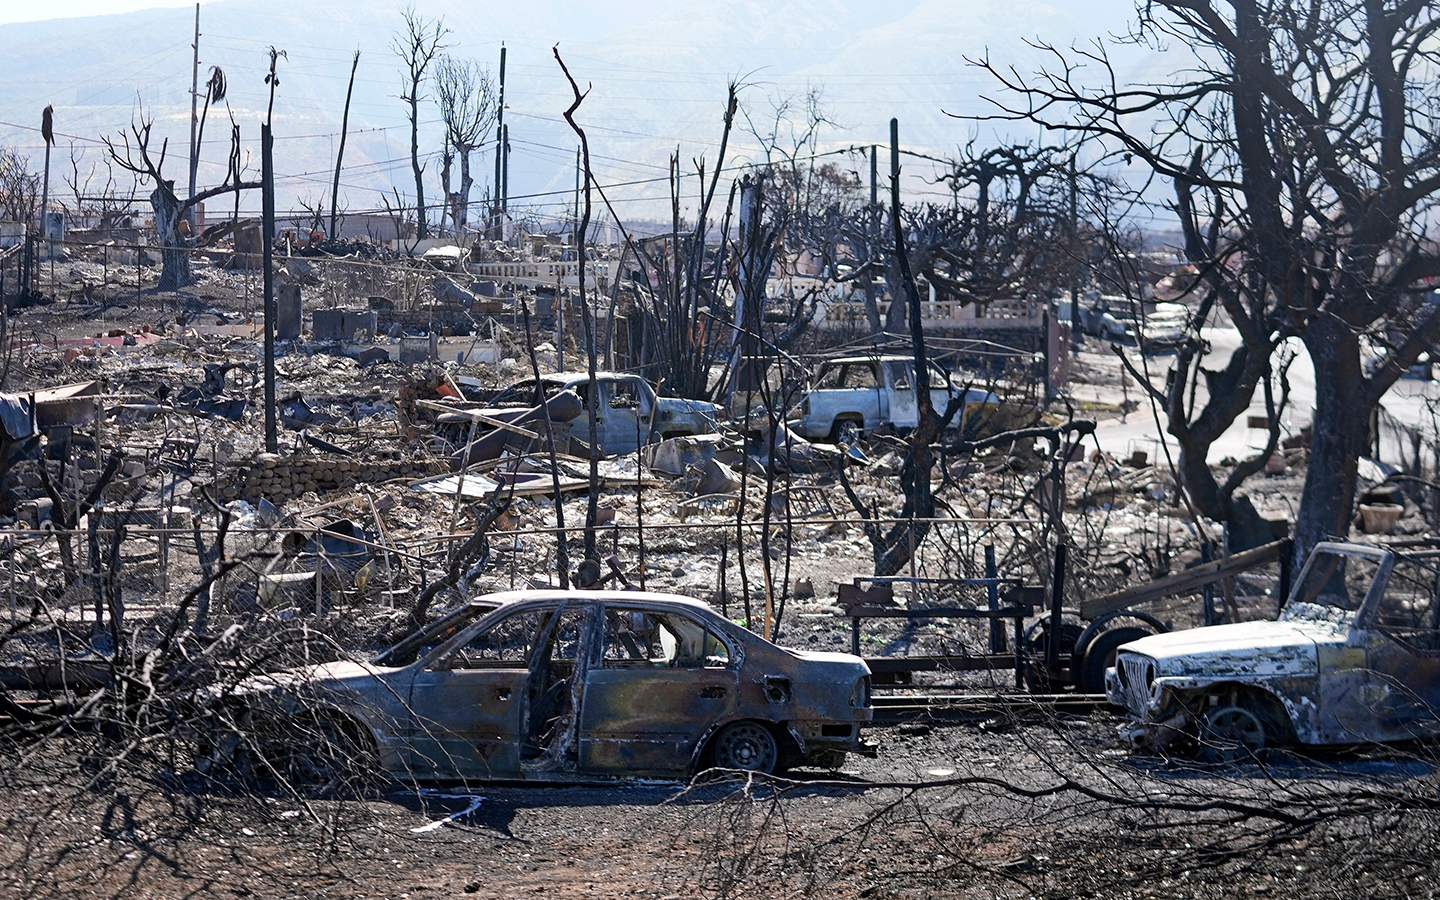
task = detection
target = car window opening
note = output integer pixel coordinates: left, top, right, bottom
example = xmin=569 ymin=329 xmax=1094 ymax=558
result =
xmin=603 ymin=607 xmax=729 ymax=669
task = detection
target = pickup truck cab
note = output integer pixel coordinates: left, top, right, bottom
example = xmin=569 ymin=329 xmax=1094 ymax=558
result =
xmin=1108 ymin=541 xmax=1440 ymax=758
xmin=791 ymin=354 xmax=995 ymax=444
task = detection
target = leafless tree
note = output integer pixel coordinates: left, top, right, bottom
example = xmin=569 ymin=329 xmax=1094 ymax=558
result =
xmin=65 ymin=144 xmax=139 ymax=229
xmin=391 ymin=6 xmax=449 ymax=242
xmin=434 ymin=54 xmax=498 ymax=234
xmin=0 ymin=148 xmax=39 ymax=225
xmin=104 ymin=107 xmax=259 ymax=290
xmin=972 ymin=1 xmax=1440 ymax=562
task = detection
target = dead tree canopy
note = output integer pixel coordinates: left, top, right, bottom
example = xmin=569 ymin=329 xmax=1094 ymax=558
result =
xmin=105 ymin=114 xmax=258 ymax=291
xmin=434 ymin=54 xmax=498 ymax=234
xmin=973 ymin=1 xmax=1440 ymax=562
xmin=392 ymin=7 xmax=449 ymax=242
xmin=0 ymin=148 xmax=40 ymax=225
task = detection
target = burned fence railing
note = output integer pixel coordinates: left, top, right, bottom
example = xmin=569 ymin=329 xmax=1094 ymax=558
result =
xmin=838 ymin=573 xmax=1047 ymax=689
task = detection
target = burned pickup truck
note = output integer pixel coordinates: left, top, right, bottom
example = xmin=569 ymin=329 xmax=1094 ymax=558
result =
xmin=440 ymin=372 xmax=721 ymax=465
xmin=198 ymin=590 xmax=874 ymax=784
xmin=1108 ymin=541 xmax=1440 ymax=759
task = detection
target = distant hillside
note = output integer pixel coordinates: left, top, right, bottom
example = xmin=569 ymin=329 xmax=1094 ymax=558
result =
xmin=0 ymin=0 xmax=1153 ymax=228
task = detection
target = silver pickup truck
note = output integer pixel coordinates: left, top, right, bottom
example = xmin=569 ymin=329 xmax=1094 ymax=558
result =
xmin=1108 ymin=541 xmax=1440 ymax=759
xmin=790 ymin=354 xmax=996 ymax=444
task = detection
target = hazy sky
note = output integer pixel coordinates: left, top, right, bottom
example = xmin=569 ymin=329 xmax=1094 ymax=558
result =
xmin=0 ymin=0 xmax=213 ymax=23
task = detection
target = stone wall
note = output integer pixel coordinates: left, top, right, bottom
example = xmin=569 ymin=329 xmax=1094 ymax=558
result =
xmin=212 ymin=452 xmax=442 ymax=504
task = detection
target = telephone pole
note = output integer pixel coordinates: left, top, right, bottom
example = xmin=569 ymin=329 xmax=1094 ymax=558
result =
xmin=186 ymin=3 xmax=201 ymax=225
xmin=492 ymin=44 xmax=506 ymax=237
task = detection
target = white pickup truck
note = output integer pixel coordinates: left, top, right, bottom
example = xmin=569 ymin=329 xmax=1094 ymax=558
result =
xmin=790 ymin=354 xmax=996 ymax=444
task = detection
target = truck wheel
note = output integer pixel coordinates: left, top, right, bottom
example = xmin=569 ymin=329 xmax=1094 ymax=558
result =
xmin=829 ymin=419 xmax=862 ymax=446
xmin=1198 ymin=705 xmax=1266 ymax=763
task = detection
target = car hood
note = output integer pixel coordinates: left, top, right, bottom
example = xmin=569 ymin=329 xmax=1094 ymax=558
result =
xmin=1118 ymin=619 xmax=1339 ymax=679
xmin=223 ymin=660 xmax=394 ymax=699
xmin=658 ymin=397 xmax=722 ymax=416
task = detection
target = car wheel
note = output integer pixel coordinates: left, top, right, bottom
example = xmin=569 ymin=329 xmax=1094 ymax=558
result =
xmin=711 ymin=721 xmax=779 ymax=774
xmin=1198 ymin=705 xmax=1266 ymax=763
xmin=829 ymin=419 xmax=862 ymax=446
xmin=271 ymin=712 xmax=375 ymax=791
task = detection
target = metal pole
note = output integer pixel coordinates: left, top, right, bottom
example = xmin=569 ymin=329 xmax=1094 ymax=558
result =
xmin=1202 ymin=542 xmax=1216 ymax=626
xmin=262 ymin=124 xmax=277 ymax=453
xmin=1047 ymin=543 xmax=1068 ymax=670
xmin=493 ymin=44 xmax=505 ymax=236
xmin=1278 ymin=537 xmax=1293 ymax=616
xmin=986 ymin=544 xmax=1003 ymax=653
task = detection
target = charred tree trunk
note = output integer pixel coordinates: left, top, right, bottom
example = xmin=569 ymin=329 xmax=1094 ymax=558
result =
xmin=1294 ymin=320 xmax=1369 ymax=561
xmin=458 ymin=148 xmax=473 ymax=231
xmin=150 ymin=182 xmax=192 ymax=291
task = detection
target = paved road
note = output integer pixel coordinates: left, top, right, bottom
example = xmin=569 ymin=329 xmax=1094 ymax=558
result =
xmin=1071 ymin=329 xmax=1440 ymax=469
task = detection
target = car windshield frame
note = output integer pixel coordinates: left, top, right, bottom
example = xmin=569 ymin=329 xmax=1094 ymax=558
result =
xmin=1287 ymin=546 xmax=1389 ymax=615
xmin=371 ymin=600 xmax=503 ymax=666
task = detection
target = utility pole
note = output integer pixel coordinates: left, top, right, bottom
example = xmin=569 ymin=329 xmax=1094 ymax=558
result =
xmin=492 ymin=44 xmax=506 ymax=238
xmin=867 ymin=143 xmax=878 ymax=335
xmin=502 ymin=124 xmax=510 ymax=220
xmin=262 ymin=124 xmax=277 ymax=453
xmin=330 ymin=49 xmax=360 ymax=240
xmin=186 ymin=3 xmax=201 ymax=227
xmin=1069 ymin=154 xmax=1080 ymax=352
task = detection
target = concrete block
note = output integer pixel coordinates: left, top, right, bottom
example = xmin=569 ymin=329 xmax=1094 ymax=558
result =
xmin=312 ymin=309 xmax=345 ymax=341
xmin=277 ymin=284 xmax=302 ymax=339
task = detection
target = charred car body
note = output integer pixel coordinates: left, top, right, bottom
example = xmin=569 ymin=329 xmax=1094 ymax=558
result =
xmin=1108 ymin=541 xmax=1440 ymax=757
xmin=201 ymin=590 xmax=874 ymax=783
xmin=439 ymin=372 xmax=721 ymax=463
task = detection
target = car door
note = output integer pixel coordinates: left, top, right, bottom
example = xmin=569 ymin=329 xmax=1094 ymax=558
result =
xmin=1360 ymin=555 xmax=1440 ymax=741
xmin=578 ymin=606 xmax=739 ymax=775
xmin=601 ymin=377 xmax=649 ymax=455
xmin=886 ymin=361 xmax=918 ymax=429
xmin=403 ymin=607 xmax=547 ymax=780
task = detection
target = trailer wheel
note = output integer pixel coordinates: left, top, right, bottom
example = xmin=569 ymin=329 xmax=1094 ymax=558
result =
xmin=1075 ymin=626 xmax=1152 ymax=694
xmin=1022 ymin=620 xmax=1084 ymax=693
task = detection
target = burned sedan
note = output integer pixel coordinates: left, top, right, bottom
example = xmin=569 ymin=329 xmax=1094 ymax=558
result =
xmin=200 ymin=591 xmax=874 ymax=783
xmin=1107 ymin=541 xmax=1440 ymax=759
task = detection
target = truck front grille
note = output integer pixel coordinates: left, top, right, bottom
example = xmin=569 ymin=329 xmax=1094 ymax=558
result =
xmin=1117 ymin=653 xmax=1155 ymax=714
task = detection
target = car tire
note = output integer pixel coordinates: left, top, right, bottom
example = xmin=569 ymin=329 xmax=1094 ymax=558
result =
xmin=1076 ymin=626 xmax=1153 ymax=694
xmin=1198 ymin=704 xmax=1267 ymax=763
xmin=711 ymin=721 xmax=779 ymax=774
xmin=829 ymin=418 xmax=863 ymax=446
